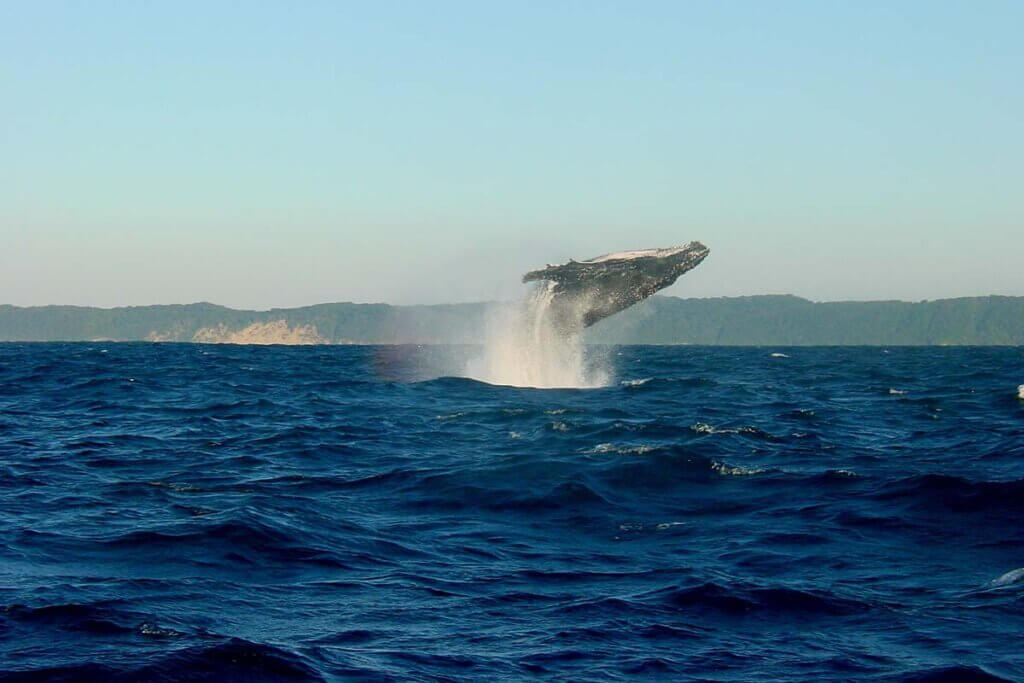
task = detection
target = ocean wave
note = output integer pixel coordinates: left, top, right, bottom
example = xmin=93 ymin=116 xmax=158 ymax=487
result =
xmin=892 ymin=664 xmax=1013 ymax=682
xmin=0 ymin=638 xmax=325 ymax=682
xmin=650 ymin=581 xmax=872 ymax=617
xmin=690 ymin=422 xmax=778 ymax=440
xmin=710 ymin=461 xmax=767 ymax=476
xmin=408 ymin=476 xmax=612 ymax=513
xmin=618 ymin=375 xmax=718 ymax=392
xmin=94 ymin=518 xmax=357 ymax=570
xmin=588 ymin=447 xmax=777 ymax=494
xmin=873 ymin=473 xmax=1024 ymax=514
xmin=4 ymin=344 xmax=1024 ymax=680
xmin=587 ymin=442 xmax=658 ymax=455
xmin=2 ymin=602 xmax=140 ymax=636
xmin=989 ymin=567 xmax=1024 ymax=587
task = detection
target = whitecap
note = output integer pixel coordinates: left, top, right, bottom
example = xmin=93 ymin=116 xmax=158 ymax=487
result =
xmin=138 ymin=622 xmax=183 ymax=638
xmin=990 ymin=567 xmax=1024 ymax=587
xmin=691 ymin=423 xmax=761 ymax=436
xmin=889 ymin=388 xmax=906 ymax=395
xmin=1017 ymin=384 xmax=1024 ymax=399
xmin=711 ymin=460 xmax=766 ymax=476
xmin=588 ymin=443 xmax=656 ymax=455
xmin=621 ymin=377 xmax=652 ymax=387
xmin=770 ymin=352 xmax=789 ymax=358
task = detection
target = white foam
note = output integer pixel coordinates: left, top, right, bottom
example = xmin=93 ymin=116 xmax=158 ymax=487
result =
xmin=621 ymin=377 xmax=652 ymax=386
xmin=770 ymin=352 xmax=789 ymax=358
xmin=990 ymin=567 xmax=1024 ymax=587
xmin=711 ymin=460 xmax=766 ymax=476
xmin=690 ymin=422 xmax=761 ymax=436
xmin=588 ymin=443 xmax=657 ymax=455
xmin=138 ymin=622 xmax=182 ymax=638
xmin=464 ymin=283 xmax=611 ymax=388
xmin=889 ymin=388 xmax=906 ymax=395
xmin=1017 ymin=384 xmax=1024 ymax=399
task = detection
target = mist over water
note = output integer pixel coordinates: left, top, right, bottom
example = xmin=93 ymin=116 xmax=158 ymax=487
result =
xmin=464 ymin=283 xmax=611 ymax=388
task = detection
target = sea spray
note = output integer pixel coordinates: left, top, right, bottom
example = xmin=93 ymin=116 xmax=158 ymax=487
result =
xmin=465 ymin=283 xmax=611 ymax=388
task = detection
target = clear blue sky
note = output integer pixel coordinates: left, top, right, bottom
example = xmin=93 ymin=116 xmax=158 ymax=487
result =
xmin=3 ymin=1 xmax=1021 ymax=308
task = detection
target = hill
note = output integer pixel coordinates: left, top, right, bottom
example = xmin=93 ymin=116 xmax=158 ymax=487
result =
xmin=1 ymin=295 xmax=1023 ymax=345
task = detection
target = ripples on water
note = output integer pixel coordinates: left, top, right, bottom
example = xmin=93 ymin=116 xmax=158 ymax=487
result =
xmin=1 ymin=343 xmax=1022 ymax=681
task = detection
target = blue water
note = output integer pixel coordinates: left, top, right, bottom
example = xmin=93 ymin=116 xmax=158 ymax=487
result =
xmin=1 ymin=343 xmax=1022 ymax=681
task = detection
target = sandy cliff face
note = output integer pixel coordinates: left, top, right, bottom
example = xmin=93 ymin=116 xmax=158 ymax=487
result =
xmin=187 ymin=320 xmax=326 ymax=345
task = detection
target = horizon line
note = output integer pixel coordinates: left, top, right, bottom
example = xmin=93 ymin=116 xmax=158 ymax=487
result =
xmin=3 ymin=292 xmax=1023 ymax=313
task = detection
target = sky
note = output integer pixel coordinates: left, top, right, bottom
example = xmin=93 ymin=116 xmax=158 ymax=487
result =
xmin=2 ymin=1 xmax=1022 ymax=309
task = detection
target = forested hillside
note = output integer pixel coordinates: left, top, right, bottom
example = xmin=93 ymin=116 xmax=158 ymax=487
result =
xmin=2 ymin=296 xmax=1023 ymax=345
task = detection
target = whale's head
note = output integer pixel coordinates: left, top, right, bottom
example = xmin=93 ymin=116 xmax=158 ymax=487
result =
xmin=638 ymin=241 xmax=710 ymax=287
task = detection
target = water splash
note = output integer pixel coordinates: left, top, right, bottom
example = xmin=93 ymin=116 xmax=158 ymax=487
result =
xmin=464 ymin=283 xmax=611 ymax=388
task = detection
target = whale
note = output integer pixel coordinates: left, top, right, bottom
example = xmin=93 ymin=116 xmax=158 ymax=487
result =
xmin=522 ymin=241 xmax=710 ymax=330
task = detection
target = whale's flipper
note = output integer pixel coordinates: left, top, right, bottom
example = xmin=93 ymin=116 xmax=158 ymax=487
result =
xmin=522 ymin=241 xmax=709 ymax=329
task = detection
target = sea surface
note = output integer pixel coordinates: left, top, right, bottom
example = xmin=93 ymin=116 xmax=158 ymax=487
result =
xmin=1 ymin=343 xmax=1022 ymax=681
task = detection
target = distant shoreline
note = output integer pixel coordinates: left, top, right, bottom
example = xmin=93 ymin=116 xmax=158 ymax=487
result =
xmin=3 ymin=295 xmax=1023 ymax=345
xmin=3 ymin=341 xmax=1022 ymax=349
xmin=4 ymin=292 xmax=1021 ymax=312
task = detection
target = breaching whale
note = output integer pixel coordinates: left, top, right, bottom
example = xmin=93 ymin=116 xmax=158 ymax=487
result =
xmin=522 ymin=241 xmax=709 ymax=330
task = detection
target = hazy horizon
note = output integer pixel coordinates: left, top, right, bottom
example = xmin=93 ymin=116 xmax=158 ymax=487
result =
xmin=5 ymin=289 xmax=1024 ymax=312
xmin=4 ymin=2 xmax=1022 ymax=309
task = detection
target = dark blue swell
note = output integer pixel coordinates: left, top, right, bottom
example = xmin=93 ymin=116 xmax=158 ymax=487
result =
xmin=1 ymin=343 xmax=1022 ymax=681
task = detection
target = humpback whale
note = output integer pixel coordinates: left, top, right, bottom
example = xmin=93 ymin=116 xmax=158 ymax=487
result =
xmin=522 ymin=241 xmax=709 ymax=330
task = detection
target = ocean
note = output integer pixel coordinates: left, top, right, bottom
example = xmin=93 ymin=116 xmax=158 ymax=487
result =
xmin=1 ymin=342 xmax=1022 ymax=681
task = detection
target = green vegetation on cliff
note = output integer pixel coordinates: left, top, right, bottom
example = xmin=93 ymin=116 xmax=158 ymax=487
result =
xmin=1 ymin=295 xmax=1022 ymax=345
xmin=586 ymin=295 xmax=1024 ymax=345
